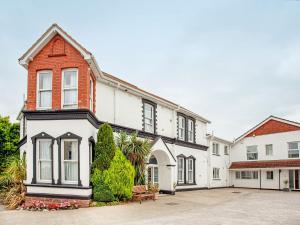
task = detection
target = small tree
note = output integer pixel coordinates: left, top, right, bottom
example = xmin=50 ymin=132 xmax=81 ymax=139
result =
xmin=116 ymin=132 xmax=151 ymax=185
xmin=93 ymin=123 xmax=116 ymax=171
xmin=0 ymin=116 xmax=20 ymax=172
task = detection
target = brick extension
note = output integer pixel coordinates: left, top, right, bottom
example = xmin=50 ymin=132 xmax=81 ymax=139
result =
xmin=27 ymin=34 xmax=96 ymax=112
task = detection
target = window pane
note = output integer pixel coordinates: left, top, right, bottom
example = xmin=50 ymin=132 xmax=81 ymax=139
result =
xmin=39 ymin=140 xmax=51 ymax=160
xmin=63 ymin=89 xmax=78 ymax=105
xmin=63 ymin=70 xmax=77 ymax=88
xmin=64 ymin=162 xmax=78 ymax=181
xmin=40 ymin=161 xmax=51 ymax=180
xmin=154 ymin=167 xmax=158 ymax=183
xmin=288 ymin=142 xmax=298 ymax=150
xmin=64 ymin=141 xmax=78 ymax=160
xmin=39 ymin=91 xmax=52 ymax=108
xmin=39 ymin=72 xmax=52 ymax=90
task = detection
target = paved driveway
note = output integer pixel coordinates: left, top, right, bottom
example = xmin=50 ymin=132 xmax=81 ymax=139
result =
xmin=1 ymin=188 xmax=300 ymax=225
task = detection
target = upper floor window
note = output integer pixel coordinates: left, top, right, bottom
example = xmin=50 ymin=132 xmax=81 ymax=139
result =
xmin=224 ymin=146 xmax=229 ymax=155
xmin=266 ymin=144 xmax=273 ymax=156
xmin=187 ymin=119 xmax=194 ymax=143
xmin=37 ymin=71 xmax=52 ymax=109
xmin=89 ymin=78 xmax=94 ymax=111
xmin=247 ymin=145 xmax=258 ymax=160
xmin=288 ymin=142 xmax=299 ymax=158
xmin=187 ymin=158 xmax=194 ymax=184
xmin=178 ymin=116 xmax=185 ymax=141
xmin=62 ymin=69 xmax=78 ymax=109
xmin=143 ymin=101 xmax=155 ymax=133
xmin=212 ymin=143 xmax=219 ymax=155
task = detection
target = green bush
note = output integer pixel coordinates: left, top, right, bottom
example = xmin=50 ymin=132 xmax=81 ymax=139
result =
xmin=91 ymin=169 xmax=115 ymax=202
xmin=91 ymin=149 xmax=135 ymax=202
xmin=93 ymin=123 xmax=116 ymax=171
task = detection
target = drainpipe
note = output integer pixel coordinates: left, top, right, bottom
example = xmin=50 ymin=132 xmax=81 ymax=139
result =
xmin=259 ymin=170 xmax=262 ymax=190
xmin=279 ymin=169 xmax=281 ymax=191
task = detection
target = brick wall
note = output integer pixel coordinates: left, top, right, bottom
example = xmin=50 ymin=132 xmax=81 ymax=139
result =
xmin=25 ymin=196 xmax=90 ymax=208
xmin=27 ymin=34 xmax=96 ymax=113
xmin=246 ymin=119 xmax=300 ymax=137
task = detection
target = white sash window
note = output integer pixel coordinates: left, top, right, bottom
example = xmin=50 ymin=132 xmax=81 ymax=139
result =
xmin=247 ymin=145 xmax=258 ymax=160
xmin=37 ymin=71 xmax=52 ymax=109
xmin=188 ymin=119 xmax=194 ymax=142
xmin=37 ymin=139 xmax=52 ymax=182
xmin=144 ymin=102 xmax=154 ymax=133
xmin=177 ymin=157 xmax=184 ymax=183
xmin=62 ymin=69 xmax=78 ymax=109
xmin=187 ymin=158 xmax=194 ymax=183
xmin=178 ymin=116 xmax=185 ymax=141
xmin=62 ymin=140 xmax=78 ymax=184
xmin=213 ymin=168 xmax=220 ymax=179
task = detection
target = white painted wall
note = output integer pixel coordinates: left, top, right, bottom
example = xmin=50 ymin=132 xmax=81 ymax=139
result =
xmin=231 ymin=130 xmax=300 ymax=162
xmin=26 ymin=119 xmax=96 ymax=188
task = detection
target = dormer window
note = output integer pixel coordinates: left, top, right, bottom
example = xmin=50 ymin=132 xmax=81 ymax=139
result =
xmin=37 ymin=71 xmax=52 ymax=109
xmin=178 ymin=116 xmax=185 ymax=141
xmin=62 ymin=69 xmax=78 ymax=109
xmin=143 ymin=100 xmax=156 ymax=133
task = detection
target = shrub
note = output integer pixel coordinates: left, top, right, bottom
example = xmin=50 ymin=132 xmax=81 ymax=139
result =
xmin=91 ymin=169 xmax=115 ymax=202
xmin=91 ymin=149 xmax=135 ymax=202
xmin=93 ymin=123 xmax=116 ymax=171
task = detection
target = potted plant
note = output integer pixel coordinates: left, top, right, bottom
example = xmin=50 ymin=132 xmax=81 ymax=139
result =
xmin=283 ymin=180 xmax=289 ymax=192
xmin=148 ymin=184 xmax=159 ymax=200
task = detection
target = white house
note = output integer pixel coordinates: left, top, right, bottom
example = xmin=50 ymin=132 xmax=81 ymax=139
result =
xmin=18 ymin=24 xmax=229 ymax=206
xmin=230 ymin=116 xmax=300 ymax=191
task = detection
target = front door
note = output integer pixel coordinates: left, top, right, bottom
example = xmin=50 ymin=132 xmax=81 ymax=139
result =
xmin=148 ymin=165 xmax=158 ymax=186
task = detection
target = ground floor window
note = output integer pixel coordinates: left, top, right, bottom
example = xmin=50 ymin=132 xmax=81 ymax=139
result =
xmin=235 ymin=171 xmax=241 ymax=179
xmin=213 ymin=168 xmax=220 ymax=179
xmin=62 ymin=139 xmax=78 ymax=184
xmin=266 ymin=171 xmax=273 ymax=180
xmin=241 ymin=171 xmax=258 ymax=179
xmin=148 ymin=155 xmax=158 ymax=186
xmin=177 ymin=157 xmax=185 ymax=184
xmin=37 ymin=139 xmax=52 ymax=183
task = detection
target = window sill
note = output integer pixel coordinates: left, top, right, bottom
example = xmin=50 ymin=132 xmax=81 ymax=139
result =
xmin=213 ymin=154 xmax=220 ymax=156
xmin=177 ymin=183 xmax=197 ymax=186
xmin=26 ymin=183 xmax=91 ymax=189
xmin=213 ymin=178 xmax=221 ymax=180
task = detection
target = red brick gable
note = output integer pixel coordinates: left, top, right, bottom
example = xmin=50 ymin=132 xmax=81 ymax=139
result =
xmin=245 ymin=119 xmax=300 ymax=137
xmin=27 ymin=34 xmax=96 ymax=112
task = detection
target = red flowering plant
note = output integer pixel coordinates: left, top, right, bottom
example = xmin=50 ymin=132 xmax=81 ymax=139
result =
xmin=20 ymin=200 xmax=78 ymax=211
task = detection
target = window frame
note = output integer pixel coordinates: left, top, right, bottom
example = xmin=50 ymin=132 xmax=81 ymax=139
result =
xmin=177 ymin=156 xmax=185 ymax=184
xmin=224 ymin=146 xmax=229 ymax=155
xmin=235 ymin=171 xmax=241 ymax=179
xmin=266 ymin=171 xmax=274 ymax=180
xmin=187 ymin=158 xmax=194 ymax=184
xmin=89 ymin=78 xmax=94 ymax=112
xmin=213 ymin=143 xmax=219 ymax=155
xmin=36 ymin=139 xmax=53 ymax=183
xmin=61 ymin=68 xmax=78 ymax=109
xmin=37 ymin=70 xmax=52 ymax=109
xmin=246 ymin=145 xmax=258 ymax=160
xmin=142 ymin=100 xmax=156 ymax=134
xmin=241 ymin=171 xmax=258 ymax=179
xmin=265 ymin=144 xmax=273 ymax=156
xmin=61 ymin=139 xmax=79 ymax=185
xmin=187 ymin=119 xmax=194 ymax=143
xmin=178 ymin=116 xmax=186 ymax=141
xmin=213 ymin=168 xmax=220 ymax=180
xmin=288 ymin=142 xmax=300 ymax=158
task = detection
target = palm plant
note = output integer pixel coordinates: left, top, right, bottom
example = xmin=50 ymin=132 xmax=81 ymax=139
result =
xmin=116 ymin=132 xmax=151 ymax=185
xmin=0 ymin=155 xmax=26 ymax=209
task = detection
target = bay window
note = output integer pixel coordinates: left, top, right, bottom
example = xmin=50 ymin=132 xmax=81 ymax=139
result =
xmin=37 ymin=71 xmax=52 ymax=109
xmin=37 ymin=139 xmax=52 ymax=183
xmin=188 ymin=119 xmax=194 ymax=143
xmin=178 ymin=116 xmax=185 ymax=141
xmin=62 ymin=140 xmax=78 ymax=184
xmin=62 ymin=69 xmax=78 ymax=109
xmin=247 ymin=145 xmax=258 ymax=160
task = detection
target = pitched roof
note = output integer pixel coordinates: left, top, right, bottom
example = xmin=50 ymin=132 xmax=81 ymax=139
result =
xmin=234 ymin=116 xmax=300 ymax=143
xmin=19 ymin=23 xmax=210 ymax=123
xmin=229 ymin=159 xmax=300 ymax=169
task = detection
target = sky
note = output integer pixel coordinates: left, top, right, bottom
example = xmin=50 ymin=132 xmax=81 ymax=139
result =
xmin=0 ymin=0 xmax=300 ymax=140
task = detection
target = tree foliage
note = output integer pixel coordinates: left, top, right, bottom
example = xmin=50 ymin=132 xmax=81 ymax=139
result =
xmin=91 ymin=149 xmax=135 ymax=202
xmin=93 ymin=123 xmax=116 ymax=171
xmin=116 ymin=132 xmax=151 ymax=185
xmin=0 ymin=116 xmax=20 ymax=172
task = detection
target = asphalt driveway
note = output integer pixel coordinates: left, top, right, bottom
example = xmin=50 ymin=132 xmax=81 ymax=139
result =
xmin=1 ymin=188 xmax=300 ymax=225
